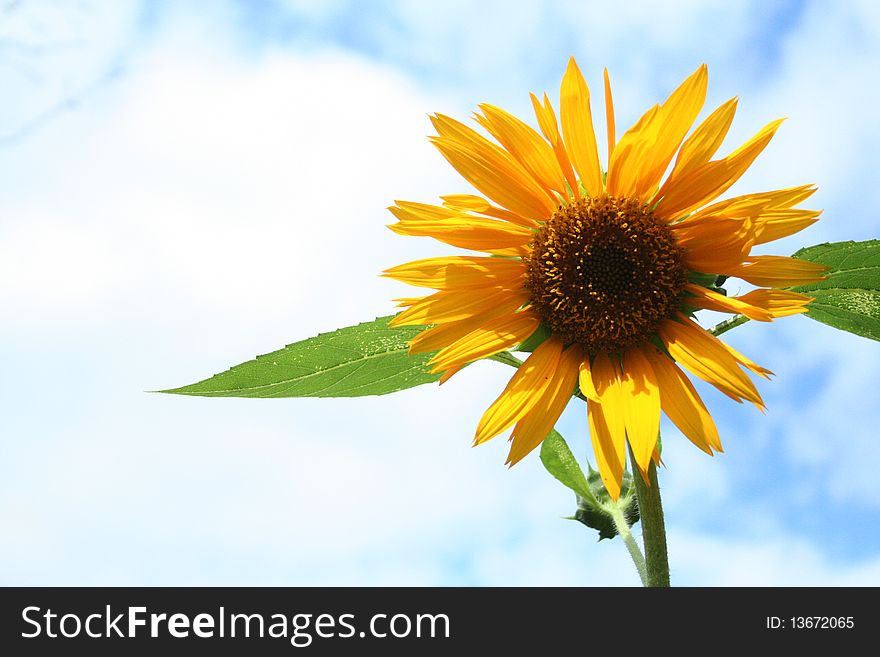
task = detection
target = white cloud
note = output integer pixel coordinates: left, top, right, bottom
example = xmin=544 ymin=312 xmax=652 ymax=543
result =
xmin=0 ymin=214 xmax=127 ymax=324
xmin=0 ymin=42 xmax=461 ymax=338
xmin=669 ymin=529 xmax=880 ymax=586
xmin=0 ymin=12 xmax=506 ymax=585
xmin=0 ymin=0 xmax=140 ymax=139
xmin=733 ymin=0 xmax=880 ymax=242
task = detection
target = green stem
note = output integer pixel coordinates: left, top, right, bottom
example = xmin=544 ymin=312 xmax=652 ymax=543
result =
xmin=709 ymin=314 xmax=750 ymax=337
xmin=609 ymin=505 xmax=647 ymax=586
xmin=629 ymin=445 xmax=670 ymax=587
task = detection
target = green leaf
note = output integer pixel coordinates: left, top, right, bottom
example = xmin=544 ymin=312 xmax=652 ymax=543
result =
xmin=790 ymin=240 xmax=880 ymax=341
xmin=517 ymin=322 xmax=551 ymax=353
xmin=540 ymin=429 xmax=593 ymax=501
xmin=570 ymin=467 xmax=639 ymax=541
xmin=488 ymin=351 xmax=523 ymax=369
xmin=160 ymin=316 xmax=442 ymax=398
xmin=571 ymin=496 xmax=619 ymax=541
xmin=540 ymin=430 xmax=639 ymax=541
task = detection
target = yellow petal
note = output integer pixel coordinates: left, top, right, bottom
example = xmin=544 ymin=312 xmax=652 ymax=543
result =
xmin=431 ymin=114 xmax=555 ymax=219
xmin=474 ymin=338 xmax=563 ymax=445
xmin=383 ymin=256 xmax=525 ymax=290
xmin=675 ymin=216 xmax=755 ymax=272
xmin=393 ymin=296 xmax=422 ymax=308
xmin=674 ymin=221 xmax=750 ymax=246
xmin=652 ymin=447 xmax=663 ymax=466
xmin=408 ymin=302 xmax=528 ymax=354
xmin=679 ymin=187 xmax=821 ymax=247
xmin=439 ymin=193 xmax=492 ymax=211
xmin=578 ymin=357 xmax=599 ymax=401
xmin=669 ymin=217 xmax=754 ymax=247
xmin=667 ymin=96 xmax=737 ymax=180
xmin=684 ymin=283 xmax=775 ymax=322
xmin=657 ymin=317 xmax=765 ymax=408
xmin=388 ymin=222 xmax=531 ymax=254
xmin=687 ymin=185 xmax=818 ymax=221
xmin=709 ymin=325 xmax=773 ymax=379
xmin=608 ymin=65 xmax=708 ymax=201
xmin=752 ymin=185 xmax=818 ymax=209
xmin=646 ymin=348 xmax=721 ymax=453
xmin=410 ymin=319 xmax=485 ymax=355
xmin=440 ymin=194 xmax=537 ymax=228
xmin=391 ymin=287 xmax=528 ymax=327
xmin=483 ymin=245 xmax=531 ymax=257
xmin=388 ymin=200 xmax=459 ymax=221
xmin=603 ymin=67 xmax=616 ymax=165
xmin=656 ymin=119 xmax=784 ymax=220
xmin=390 ymin=199 xmax=529 ymax=231
xmin=506 ymin=344 xmax=583 ymax=466
xmin=388 ymin=203 xmax=533 ymax=253
xmin=606 ymin=106 xmax=657 ymax=197
xmin=531 ymin=91 xmax=580 ymax=197
xmin=620 ymin=349 xmax=662 ymax=480
xmin=560 ymin=57 xmax=603 ymax=196
xmin=720 ymin=255 xmax=828 ymax=287
xmin=429 ymin=312 xmax=540 ymax=372
xmin=587 ymin=399 xmax=624 ymax=501
xmin=590 ymin=352 xmax=626 ymax=445
xmin=687 ymin=285 xmax=811 ymax=321
xmin=531 ymin=91 xmax=560 ymax=142
xmin=430 ymin=135 xmax=553 ymax=221
xmin=734 ymin=288 xmax=813 ymax=318
xmin=476 ymin=103 xmax=568 ymax=197
xmin=438 ymin=364 xmax=464 ymax=384
xmin=587 ymin=352 xmax=627 ymax=500
xmin=753 ymin=209 xmax=822 ymax=245
xmin=632 ymin=64 xmax=708 ymax=200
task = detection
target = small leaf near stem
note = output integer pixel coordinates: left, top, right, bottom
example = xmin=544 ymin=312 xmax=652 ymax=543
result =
xmin=569 ymin=468 xmax=639 ymax=542
xmin=541 ymin=430 xmax=646 ymax=585
xmin=539 ymin=430 xmax=593 ymax=502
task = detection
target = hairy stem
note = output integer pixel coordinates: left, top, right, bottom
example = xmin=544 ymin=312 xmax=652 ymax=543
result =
xmin=609 ymin=505 xmax=647 ymax=586
xmin=630 ymin=446 xmax=670 ymax=587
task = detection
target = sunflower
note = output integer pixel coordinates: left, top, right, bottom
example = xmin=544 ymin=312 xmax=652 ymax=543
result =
xmin=384 ymin=59 xmax=825 ymax=499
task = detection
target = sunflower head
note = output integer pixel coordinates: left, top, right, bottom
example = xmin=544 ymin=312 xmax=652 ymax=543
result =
xmin=384 ymin=58 xmax=825 ymax=499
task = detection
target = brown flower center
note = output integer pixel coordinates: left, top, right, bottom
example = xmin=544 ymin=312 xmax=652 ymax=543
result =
xmin=524 ymin=195 xmax=687 ymax=354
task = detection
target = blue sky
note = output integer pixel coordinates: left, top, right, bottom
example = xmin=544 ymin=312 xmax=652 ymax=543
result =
xmin=1 ymin=0 xmax=880 ymax=585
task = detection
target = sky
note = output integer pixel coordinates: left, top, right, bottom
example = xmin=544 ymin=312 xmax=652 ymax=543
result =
xmin=1 ymin=0 xmax=879 ymax=586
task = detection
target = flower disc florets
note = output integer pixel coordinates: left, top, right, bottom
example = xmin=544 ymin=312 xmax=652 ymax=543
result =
xmin=524 ymin=195 xmax=688 ymax=353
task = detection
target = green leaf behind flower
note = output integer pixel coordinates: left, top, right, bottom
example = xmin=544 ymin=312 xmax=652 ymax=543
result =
xmin=539 ymin=429 xmax=592 ymax=500
xmin=516 ymin=322 xmax=551 ymax=353
xmin=160 ymin=316 xmax=442 ymax=398
xmin=791 ymin=240 xmax=880 ymax=341
xmin=540 ymin=429 xmax=639 ymax=541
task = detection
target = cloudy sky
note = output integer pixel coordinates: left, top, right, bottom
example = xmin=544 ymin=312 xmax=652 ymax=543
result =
xmin=2 ymin=0 xmax=879 ymax=586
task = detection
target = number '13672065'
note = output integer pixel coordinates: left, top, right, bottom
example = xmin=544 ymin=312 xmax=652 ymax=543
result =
xmin=766 ymin=617 xmax=854 ymax=629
